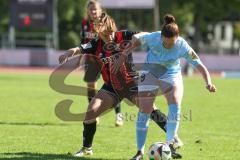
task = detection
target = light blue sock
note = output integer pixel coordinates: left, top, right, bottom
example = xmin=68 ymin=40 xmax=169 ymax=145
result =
xmin=166 ymin=104 xmax=181 ymax=142
xmin=136 ymin=112 xmax=150 ymax=153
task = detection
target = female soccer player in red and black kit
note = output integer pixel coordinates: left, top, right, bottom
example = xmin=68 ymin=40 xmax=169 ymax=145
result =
xmin=59 ymin=12 xmax=179 ymax=160
xmin=81 ymin=0 xmax=123 ymax=126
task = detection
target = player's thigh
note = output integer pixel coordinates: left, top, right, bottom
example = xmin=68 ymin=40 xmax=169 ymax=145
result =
xmin=83 ymin=55 xmax=101 ymax=83
xmin=84 ymin=90 xmax=117 ymax=122
xmin=133 ymin=92 xmax=156 ymax=114
xmin=164 ymin=82 xmax=183 ymax=105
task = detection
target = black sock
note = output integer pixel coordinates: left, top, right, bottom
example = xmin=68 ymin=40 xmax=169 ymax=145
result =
xmin=114 ymin=103 xmax=121 ymax=114
xmin=83 ymin=122 xmax=97 ymax=148
xmin=150 ymin=109 xmax=167 ymax=132
xmin=88 ymin=88 xmax=96 ymax=103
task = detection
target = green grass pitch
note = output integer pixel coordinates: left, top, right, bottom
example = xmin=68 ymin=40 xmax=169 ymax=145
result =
xmin=0 ymin=72 xmax=239 ymax=160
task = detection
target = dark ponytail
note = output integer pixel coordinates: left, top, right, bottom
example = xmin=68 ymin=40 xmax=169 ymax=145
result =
xmin=162 ymin=14 xmax=179 ymax=38
xmin=164 ymin=14 xmax=176 ymax=25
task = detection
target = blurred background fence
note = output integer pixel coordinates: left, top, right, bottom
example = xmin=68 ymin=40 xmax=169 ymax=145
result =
xmin=0 ymin=0 xmax=240 ymax=72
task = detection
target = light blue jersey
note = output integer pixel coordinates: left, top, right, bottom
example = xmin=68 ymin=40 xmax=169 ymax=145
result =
xmin=135 ymin=31 xmax=202 ymax=79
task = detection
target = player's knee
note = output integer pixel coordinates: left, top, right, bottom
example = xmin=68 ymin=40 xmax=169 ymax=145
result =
xmin=84 ymin=118 xmax=97 ymax=124
xmin=139 ymin=106 xmax=154 ymax=114
xmin=87 ymin=82 xmax=97 ymax=89
xmin=166 ymin=94 xmax=181 ymax=105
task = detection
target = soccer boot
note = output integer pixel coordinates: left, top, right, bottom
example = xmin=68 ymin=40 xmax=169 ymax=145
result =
xmin=169 ymin=144 xmax=182 ymax=159
xmin=96 ymin=117 xmax=100 ymax=125
xmin=130 ymin=151 xmax=144 ymax=160
xmin=173 ymin=135 xmax=184 ymax=149
xmin=74 ymin=147 xmax=93 ymax=157
xmin=115 ymin=113 xmax=124 ymax=127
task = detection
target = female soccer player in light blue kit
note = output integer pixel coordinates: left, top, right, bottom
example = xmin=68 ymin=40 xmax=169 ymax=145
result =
xmin=114 ymin=14 xmax=217 ymax=159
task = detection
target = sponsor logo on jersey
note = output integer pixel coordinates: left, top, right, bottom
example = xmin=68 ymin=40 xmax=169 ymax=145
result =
xmin=81 ymin=43 xmax=92 ymax=49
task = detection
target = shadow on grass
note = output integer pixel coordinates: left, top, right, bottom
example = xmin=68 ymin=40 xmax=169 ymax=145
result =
xmin=0 ymin=121 xmax=70 ymax=127
xmin=0 ymin=152 xmax=124 ymax=160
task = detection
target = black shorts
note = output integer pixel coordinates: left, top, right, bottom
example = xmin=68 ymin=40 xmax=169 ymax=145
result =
xmin=83 ymin=56 xmax=101 ymax=83
xmin=100 ymin=84 xmax=121 ymax=102
xmin=100 ymin=82 xmax=138 ymax=105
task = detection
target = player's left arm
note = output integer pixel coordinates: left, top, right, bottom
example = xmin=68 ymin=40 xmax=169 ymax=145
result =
xmin=111 ymin=32 xmax=147 ymax=73
xmin=195 ymin=63 xmax=217 ymax=92
xmin=182 ymin=49 xmax=217 ymax=93
xmin=123 ymin=32 xmax=149 ymax=55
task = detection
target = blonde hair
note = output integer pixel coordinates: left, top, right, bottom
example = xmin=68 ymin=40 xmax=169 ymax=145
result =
xmin=85 ymin=0 xmax=103 ymax=20
xmin=86 ymin=0 xmax=101 ymax=8
xmin=85 ymin=0 xmax=117 ymax=36
xmin=93 ymin=13 xmax=117 ymax=34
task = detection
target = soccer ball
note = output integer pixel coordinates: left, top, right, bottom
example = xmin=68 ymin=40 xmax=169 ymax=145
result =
xmin=148 ymin=142 xmax=171 ymax=160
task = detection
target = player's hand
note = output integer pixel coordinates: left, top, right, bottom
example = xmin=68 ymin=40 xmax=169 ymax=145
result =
xmin=58 ymin=47 xmax=80 ymax=64
xmin=58 ymin=54 xmax=68 ymax=64
xmin=68 ymin=47 xmax=80 ymax=55
xmin=111 ymin=54 xmax=127 ymax=74
xmin=206 ymin=84 xmax=217 ymax=92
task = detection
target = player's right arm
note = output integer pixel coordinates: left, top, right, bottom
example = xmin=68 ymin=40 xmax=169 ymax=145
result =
xmin=58 ymin=47 xmax=81 ymax=64
xmin=59 ymin=39 xmax=98 ymax=64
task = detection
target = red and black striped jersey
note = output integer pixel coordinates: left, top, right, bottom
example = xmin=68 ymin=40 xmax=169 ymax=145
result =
xmin=79 ymin=30 xmax=138 ymax=91
xmin=81 ymin=18 xmax=96 ymax=44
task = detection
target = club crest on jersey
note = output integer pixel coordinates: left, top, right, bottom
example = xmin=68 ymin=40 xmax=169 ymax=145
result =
xmin=189 ymin=50 xmax=198 ymax=60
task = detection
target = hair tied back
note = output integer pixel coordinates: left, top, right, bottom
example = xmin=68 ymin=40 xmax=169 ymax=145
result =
xmin=164 ymin=14 xmax=176 ymax=25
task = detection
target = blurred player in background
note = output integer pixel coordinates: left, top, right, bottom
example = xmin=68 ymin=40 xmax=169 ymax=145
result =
xmin=81 ymin=0 xmax=123 ymax=126
xmin=113 ymin=14 xmax=217 ymax=159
